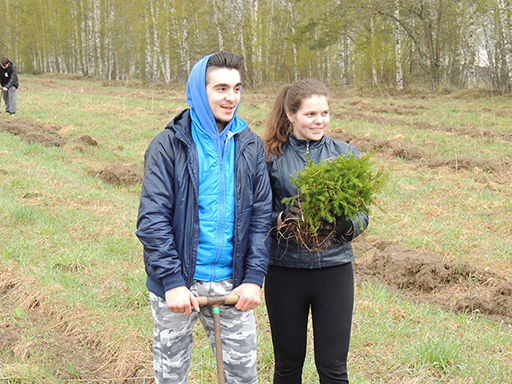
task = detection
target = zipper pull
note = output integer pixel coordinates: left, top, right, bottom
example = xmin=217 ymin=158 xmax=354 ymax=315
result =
xmin=305 ymin=141 xmax=310 ymax=155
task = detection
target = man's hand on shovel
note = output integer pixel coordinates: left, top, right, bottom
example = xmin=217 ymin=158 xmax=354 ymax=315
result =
xmin=165 ymin=286 xmax=200 ymax=315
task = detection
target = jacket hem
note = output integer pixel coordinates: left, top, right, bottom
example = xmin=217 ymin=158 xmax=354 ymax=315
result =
xmin=242 ymin=270 xmax=266 ymax=287
xmin=268 ymin=256 xmax=354 ymax=269
xmin=146 ymin=277 xmax=166 ymax=299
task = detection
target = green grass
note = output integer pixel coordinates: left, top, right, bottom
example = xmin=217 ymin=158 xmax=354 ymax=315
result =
xmin=350 ymin=281 xmax=512 ymax=383
xmin=1 ymin=75 xmax=511 ymax=383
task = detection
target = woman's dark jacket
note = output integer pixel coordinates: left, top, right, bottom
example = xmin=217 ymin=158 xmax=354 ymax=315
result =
xmin=136 ymin=109 xmax=272 ymax=298
xmin=0 ymin=60 xmax=19 ymax=89
xmin=267 ymin=134 xmax=369 ymax=269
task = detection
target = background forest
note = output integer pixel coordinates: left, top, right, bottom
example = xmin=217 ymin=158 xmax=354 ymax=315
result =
xmin=1 ymin=0 xmax=512 ymax=91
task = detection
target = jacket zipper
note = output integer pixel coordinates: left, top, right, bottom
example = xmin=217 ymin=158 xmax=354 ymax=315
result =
xmin=306 ymin=141 xmax=310 ymax=155
xmin=212 ymin=131 xmax=234 ymax=281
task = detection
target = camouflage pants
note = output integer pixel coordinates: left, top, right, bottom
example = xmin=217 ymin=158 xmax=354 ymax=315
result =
xmin=149 ymin=279 xmax=258 ymax=384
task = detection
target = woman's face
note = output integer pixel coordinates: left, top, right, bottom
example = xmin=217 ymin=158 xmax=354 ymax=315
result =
xmin=287 ymin=95 xmax=330 ymax=142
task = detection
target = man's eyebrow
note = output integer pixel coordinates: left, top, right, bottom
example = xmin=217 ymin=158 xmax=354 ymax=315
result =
xmin=213 ymin=82 xmax=242 ymax=88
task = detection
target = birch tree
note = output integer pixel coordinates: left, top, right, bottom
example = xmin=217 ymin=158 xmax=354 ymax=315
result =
xmin=1 ymin=0 xmax=510 ymax=90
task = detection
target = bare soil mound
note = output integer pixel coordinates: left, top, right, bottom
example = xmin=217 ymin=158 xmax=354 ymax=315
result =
xmin=73 ymin=134 xmax=98 ymax=147
xmin=0 ymin=117 xmax=67 ymax=147
xmin=455 ymin=280 xmax=512 ymax=318
xmin=329 ymin=128 xmax=424 ymax=160
xmin=428 ymin=157 xmax=511 ymax=175
xmin=24 ymin=132 xmax=67 ymax=147
xmin=0 ymin=117 xmax=100 ymax=149
xmin=0 ymin=117 xmax=142 ymax=186
xmin=330 ymin=129 xmax=511 ymax=177
xmin=92 ymin=164 xmax=143 ymax=186
xmin=412 ymin=121 xmax=512 ymax=142
xmin=353 ymin=238 xmax=512 ymax=324
xmin=340 ymin=101 xmax=512 ymax=142
xmin=361 ymin=101 xmax=425 ymax=116
xmin=335 ymin=109 xmax=405 ymax=127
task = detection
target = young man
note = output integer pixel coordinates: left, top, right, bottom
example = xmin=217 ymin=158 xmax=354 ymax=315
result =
xmin=136 ymin=52 xmax=272 ymax=384
xmin=0 ymin=57 xmax=19 ymax=115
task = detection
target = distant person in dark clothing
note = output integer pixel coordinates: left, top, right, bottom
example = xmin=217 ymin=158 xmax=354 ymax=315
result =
xmin=0 ymin=56 xmax=19 ymax=115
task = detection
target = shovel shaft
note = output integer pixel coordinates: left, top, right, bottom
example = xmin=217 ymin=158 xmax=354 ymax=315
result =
xmin=195 ymin=294 xmax=239 ymax=384
xmin=213 ymin=307 xmax=225 ymax=384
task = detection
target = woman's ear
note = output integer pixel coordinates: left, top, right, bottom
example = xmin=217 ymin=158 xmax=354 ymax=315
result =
xmin=285 ymin=110 xmax=294 ymax=125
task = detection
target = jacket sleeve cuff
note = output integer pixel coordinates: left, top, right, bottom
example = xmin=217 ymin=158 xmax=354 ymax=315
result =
xmin=271 ymin=211 xmax=281 ymax=228
xmin=161 ymin=273 xmax=187 ymax=292
xmin=242 ymin=270 xmax=266 ymax=288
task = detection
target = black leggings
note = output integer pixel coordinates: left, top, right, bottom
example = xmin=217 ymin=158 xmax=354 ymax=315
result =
xmin=264 ymin=263 xmax=354 ymax=384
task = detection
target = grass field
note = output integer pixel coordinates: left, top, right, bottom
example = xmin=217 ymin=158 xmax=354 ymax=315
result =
xmin=1 ymin=74 xmax=511 ymax=383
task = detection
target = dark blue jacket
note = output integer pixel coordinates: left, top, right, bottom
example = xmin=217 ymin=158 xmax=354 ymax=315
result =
xmin=136 ymin=109 xmax=272 ymax=298
xmin=267 ymin=134 xmax=369 ymax=269
xmin=0 ymin=60 xmax=18 ymax=89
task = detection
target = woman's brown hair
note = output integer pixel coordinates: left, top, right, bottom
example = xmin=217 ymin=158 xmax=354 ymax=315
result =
xmin=262 ymin=79 xmax=330 ymax=160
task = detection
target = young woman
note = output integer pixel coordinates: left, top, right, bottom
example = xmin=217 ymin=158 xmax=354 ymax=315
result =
xmin=262 ymin=79 xmax=369 ymax=384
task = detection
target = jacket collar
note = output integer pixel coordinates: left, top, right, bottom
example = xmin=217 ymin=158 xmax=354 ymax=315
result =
xmin=166 ymin=109 xmax=250 ymax=147
xmin=288 ymin=133 xmax=326 ymax=150
xmin=167 ymin=109 xmax=193 ymax=144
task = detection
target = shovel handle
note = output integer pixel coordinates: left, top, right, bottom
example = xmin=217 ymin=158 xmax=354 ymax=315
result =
xmin=196 ymin=294 xmax=239 ymax=307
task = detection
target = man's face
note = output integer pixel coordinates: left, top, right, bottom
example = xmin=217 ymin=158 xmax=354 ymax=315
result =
xmin=1 ymin=64 xmax=8 ymax=69
xmin=206 ymin=68 xmax=241 ymax=131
